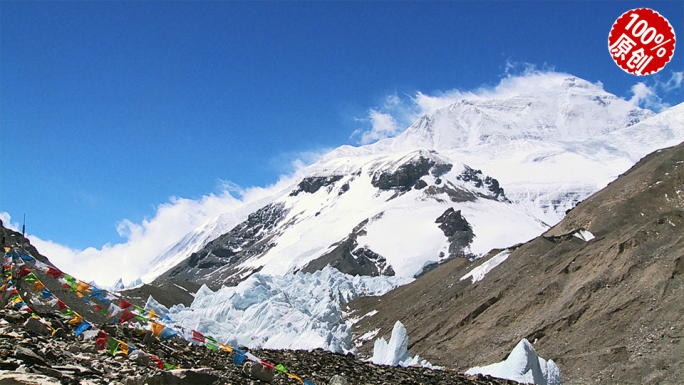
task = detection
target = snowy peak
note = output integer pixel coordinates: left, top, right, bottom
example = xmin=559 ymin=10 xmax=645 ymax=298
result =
xmin=155 ymin=146 xmax=545 ymax=286
xmin=390 ymin=76 xmax=653 ymax=151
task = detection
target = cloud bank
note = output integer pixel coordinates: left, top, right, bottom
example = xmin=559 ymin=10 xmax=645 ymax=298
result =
xmin=2 ymin=168 xmax=303 ymax=287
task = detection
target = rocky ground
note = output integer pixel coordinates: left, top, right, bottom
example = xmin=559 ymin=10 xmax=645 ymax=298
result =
xmin=0 ymin=306 xmax=521 ymax=385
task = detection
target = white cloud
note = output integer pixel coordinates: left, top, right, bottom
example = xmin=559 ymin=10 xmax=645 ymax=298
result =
xmin=357 ymin=109 xmax=402 ymax=145
xmin=629 ymin=82 xmax=668 ymax=112
xmin=14 ymin=152 xmax=312 ymax=287
xmin=0 ymin=212 xmax=19 ymax=232
xmin=658 ymin=71 xmax=683 ymax=93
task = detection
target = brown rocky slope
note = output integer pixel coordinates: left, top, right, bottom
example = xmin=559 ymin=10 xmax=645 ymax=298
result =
xmin=348 ymin=142 xmax=684 ymax=384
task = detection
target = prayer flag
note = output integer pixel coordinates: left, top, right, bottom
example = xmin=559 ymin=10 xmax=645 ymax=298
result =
xmin=74 ymin=321 xmax=91 ymax=336
xmin=303 ymin=381 xmax=316 ymax=385
xmin=246 ymin=352 xmax=260 ymax=363
xmin=191 ymin=330 xmax=205 ymax=344
xmin=261 ymin=360 xmax=275 ymax=370
xmin=46 ymin=267 xmax=63 ymax=279
xmin=23 ymin=273 xmax=37 ymax=282
xmin=76 ymin=281 xmax=91 ymax=292
xmin=150 ymin=356 xmax=164 ymax=369
xmin=151 ymin=322 xmax=165 ymax=337
xmin=107 ymin=337 xmax=120 ymax=355
xmin=275 ymin=364 xmax=288 ymax=373
xmin=33 ymin=261 xmax=49 ymax=271
xmin=96 ymin=331 xmax=109 ymax=350
xmin=68 ymin=312 xmax=83 ymax=325
xmin=20 ymin=253 xmax=35 ymax=262
xmin=118 ymin=310 xmax=136 ymax=324
xmin=33 ymin=281 xmax=45 ymax=291
xmin=164 ymin=362 xmax=175 ymax=370
xmin=64 ymin=275 xmax=77 ymax=289
xmin=218 ymin=342 xmax=233 ymax=353
xmin=17 ymin=266 xmax=31 ymax=278
xmin=148 ymin=308 xmax=159 ymax=319
xmin=159 ymin=327 xmax=179 ymax=342
xmin=120 ymin=343 xmax=129 ymax=355
xmin=40 ymin=288 xmax=52 ymax=299
xmin=57 ymin=300 xmax=68 ymax=311
xmin=206 ymin=343 xmax=219 ymax=351
xmin=120 ymin=299 xmax=132 ymax=309
xmin=232 ymin=349 xmax=247 ymax=366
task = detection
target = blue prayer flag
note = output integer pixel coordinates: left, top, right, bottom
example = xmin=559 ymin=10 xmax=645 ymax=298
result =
xmin=74 ymin=321 xmax=91 ymax=336
xmin=232 ymin=349 xmax=247 ymax=366
xmin=159 ymin=327 xmax=179 ymax=341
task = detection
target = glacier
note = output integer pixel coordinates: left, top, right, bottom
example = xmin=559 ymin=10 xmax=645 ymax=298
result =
xmin=161 ymin=266 xmax=412 ymax=354
xmin=466 ymin=338 xmax=562 ymax=385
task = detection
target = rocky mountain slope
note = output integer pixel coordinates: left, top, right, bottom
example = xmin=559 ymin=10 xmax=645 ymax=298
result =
xmin=155 ymin=149 xmax=546 ymax=286
xmin=347 ymin=142 xmax=684 ymax=384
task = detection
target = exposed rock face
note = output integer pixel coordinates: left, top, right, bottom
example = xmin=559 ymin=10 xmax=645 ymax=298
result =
xmin=300 ymin=219 xmax=395 ymax=277
xmin=371 ymin=155 xmax=452 ymax=192
xmin=348 ymin=142 xmax=684 ymax=385
xmin=435 ymin=208 xmax=474 ymax=260
xmin=456 ymin=165 xmax=506 ymax=200
xmin=290 ymin=176 xmax=344 ymax=196
xmin=156 ymin=202 xmax=288 ymax=286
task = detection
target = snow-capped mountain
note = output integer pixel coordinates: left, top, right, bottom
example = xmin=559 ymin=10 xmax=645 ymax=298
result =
xmin=146 ymin=73 xmax=683 ymax=286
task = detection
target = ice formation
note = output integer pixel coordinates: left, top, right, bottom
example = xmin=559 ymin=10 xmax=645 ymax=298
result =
xmin=164 ymin=266 xmax=412 ymax=354
xmin=371 ymin=321 xmax=434 ymax=368
xmin=465 ymin=338 xmax=561 ymax=385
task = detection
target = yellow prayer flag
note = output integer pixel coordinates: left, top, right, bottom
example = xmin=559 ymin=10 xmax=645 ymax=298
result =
xmin=151 ymin=322 xmax=165 ymax=337
xmin=33 ymin=281 xmax=45 ymax=291
xmin=76 ymin=292 xmax=84 ymax=298
xmin=148 ymin=308 xmax=159 ymax=319
xmin=68 ymin=313 xmax=83 ymax=325
xmin=218 ymin=342 xmax=233 ymax=353
xmin=120 ymin=343 xmax=129 ymax=355
xmin=76 ymin=281 xmax=91 ymax=292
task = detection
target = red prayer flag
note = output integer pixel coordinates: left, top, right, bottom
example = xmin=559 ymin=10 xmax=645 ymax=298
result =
xmin=119 ymin=299 xmax=133 ymax=309
xmin=150 ymin=356 xmax=164 ymax=369
xmin=118 ymin=310 xmax=136 ymax=324
xmin=46 ymin=267 xmax=64 ymax=279
xmin=95 ymin=330 xmax=109 ymax=350
xmin=57 ymin=300 xmax=68 ymax=311
xmin=191 ymin=330 xmax=205 ymax=344
xmin=94 ymin=305 xmax=102 ymax=312
xmin=261 ymin=360 xmax=275 ymax=370
xmin=17 ymin=266 xmax=32 ymax=278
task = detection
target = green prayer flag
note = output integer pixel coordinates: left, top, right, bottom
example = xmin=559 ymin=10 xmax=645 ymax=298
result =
xmin=275 ymin=364 xmax=288 ymax=373
xmin=60 ymin=308 xmax=73 ymax=316
xmin=206 ymin=343 xmax=219 ymax=351
xmin=134 ymin=315 xmax=149 ymax=323
xmin=64 ymin=275 xmax=77 ymax=287
xmin=24 ymin=273 xmax=37 ymax=282
xmin=107 ymin=337 xmax=120 ymax=355
xmin=206 ymin=335 xmax=218 ymax=343
xmin=164 ymin=362 xmax=175 ymax=370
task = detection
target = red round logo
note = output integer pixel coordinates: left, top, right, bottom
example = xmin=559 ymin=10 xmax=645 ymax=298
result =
xmin=608 ymin=8 xmax=676 ymax=76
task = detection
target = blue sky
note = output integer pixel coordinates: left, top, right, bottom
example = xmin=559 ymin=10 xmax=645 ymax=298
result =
xmin=1 ymin=1 xmax=682 ymax=282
